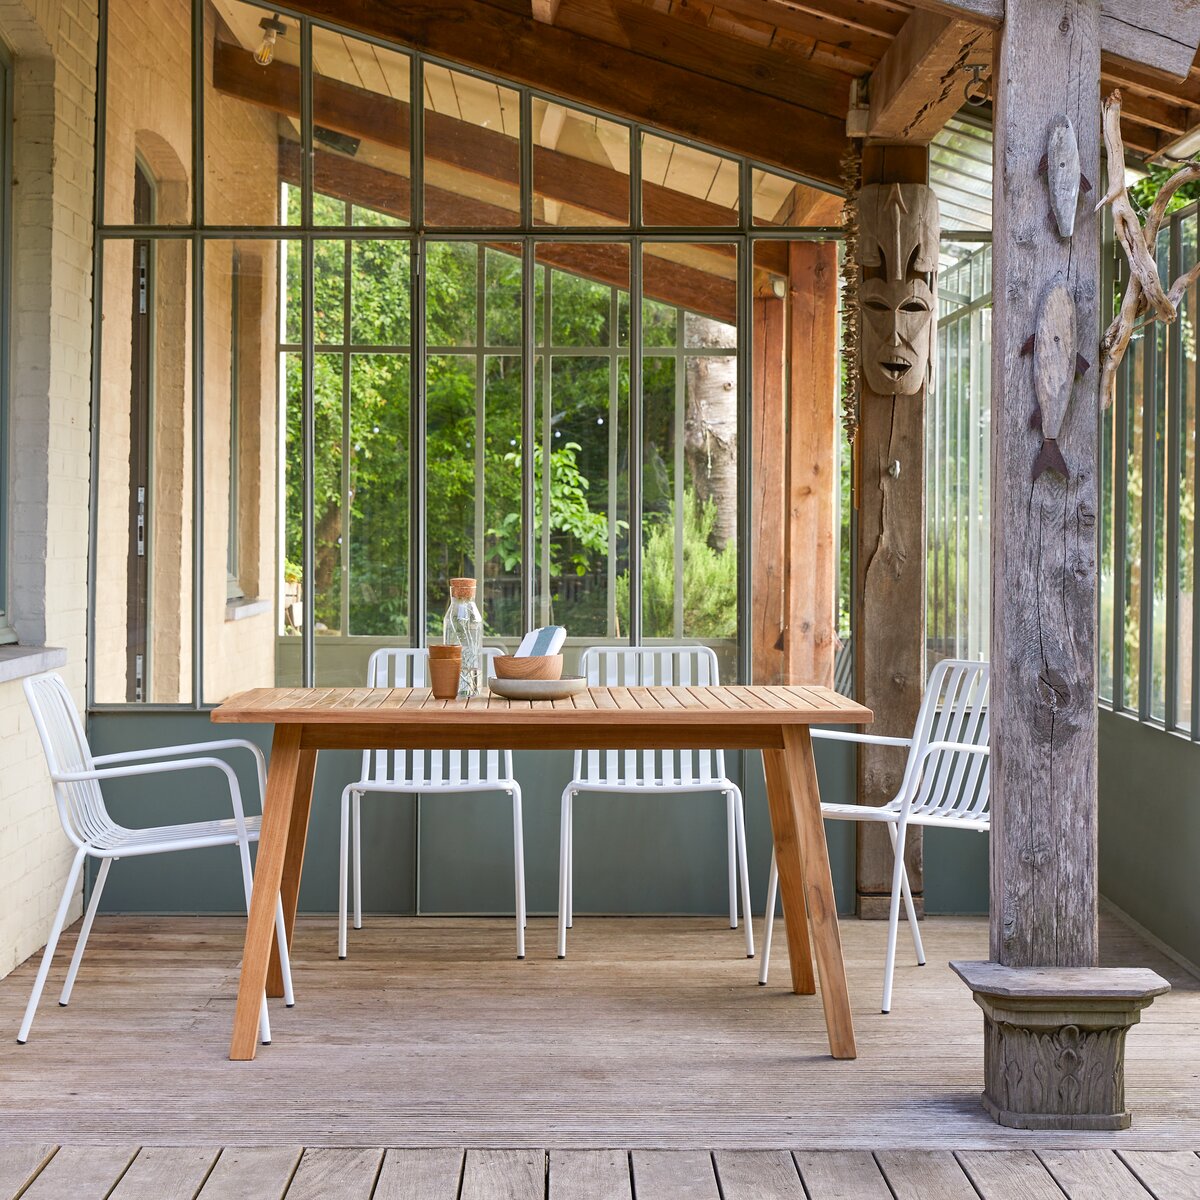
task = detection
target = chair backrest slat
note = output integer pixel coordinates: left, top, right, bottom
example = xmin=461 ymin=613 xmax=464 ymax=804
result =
xmin=575 ymin=646 xmax=725 ymax=788
xmin=24 ymin=673 xmax=112 ymax=848
xmin=902 ymin=659 xmax=990 ymax=822
xmin=361 ymin=647 xmax=509 ymax=788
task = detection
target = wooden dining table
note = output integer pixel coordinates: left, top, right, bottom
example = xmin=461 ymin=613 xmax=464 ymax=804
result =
xmin=212 ymin=683 xmax=872 ymax=1061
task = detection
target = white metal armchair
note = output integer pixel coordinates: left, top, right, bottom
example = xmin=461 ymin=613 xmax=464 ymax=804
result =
xmin=759 ymin=658 xmax=990 ymax=1013
xmin=557 ymin=645 xmax=753 ymax=959
xmin=339 ymin=647 xmax=527 ymax=960
xmin=18 ymin=672 xmax=293 ymax=1045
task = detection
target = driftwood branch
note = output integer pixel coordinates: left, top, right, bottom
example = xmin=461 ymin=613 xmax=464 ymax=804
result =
xmin=1096 ymin=90 xmax=1200 ymax=408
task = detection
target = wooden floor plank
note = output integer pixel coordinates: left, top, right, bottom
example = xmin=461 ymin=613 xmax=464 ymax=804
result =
xmin=958 ymin=1151 xmax=1070 ymax=1200
xmin=1119 ymin=1151 xmax=1200 ymax=1200
xmin=107 ymin=1147 xmax=218 ymax=1200
xmin=548 ymin=1150 xmax=631 ymax=1200
xmin=373 ymin=1149 xmax=464 ymax=1200
xmin=631 ymin=1151 xmax=719 ymax=1200
xmin=1039 ymin=1150 xmax=1153 ymax=1199
xmin=714 ymin=1150 xmax=804 ymax=1198
xmin=460 ymin=1149 xmax=544 ymax=1200
xmin=794 ymin=1151 xmax=891 ymax=1199
xmin=0 ymin=1145 xmax=56 ymax=1200
xmin=876 ymin=1150 xmax=980 ymax=1200
xmin=283 ymin=1148 xmax=383 ymax=1200
xmin=19 ymin=1146 xmax=137 ymax=1200
xmin=196 ymin=1147 xmax=302 ymax=1200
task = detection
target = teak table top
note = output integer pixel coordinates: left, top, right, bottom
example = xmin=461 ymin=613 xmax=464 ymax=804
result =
xmin=213 ymin=684 xmax=871 ymax=747
xmin=211 ymin=682 xmax=869 ymax=1063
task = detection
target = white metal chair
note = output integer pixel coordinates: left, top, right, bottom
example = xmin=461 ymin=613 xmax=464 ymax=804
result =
xmin=339 ymin=647 xmax=527 ymax=959
xmin=557 ymin=644 xmax=753 ymax=959
xmin=758 ymin=658 xmax=990 ymax=1012
xmin=18 ymin=672 xmax=294 ymax=1045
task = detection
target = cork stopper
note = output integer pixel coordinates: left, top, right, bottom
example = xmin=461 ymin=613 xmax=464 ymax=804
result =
xmin=450 ymin=577 xmax=477 ymax=599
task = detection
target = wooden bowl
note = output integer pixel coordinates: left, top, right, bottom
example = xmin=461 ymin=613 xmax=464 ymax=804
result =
xmin=493 ymin=654 xmax=563 ymax=681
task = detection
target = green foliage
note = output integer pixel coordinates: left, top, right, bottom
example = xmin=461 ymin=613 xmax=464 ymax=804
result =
xmin=1129 ymin=163 xmax=1200 ymax=218
xmin=617 ymin=492 xmax=737 ymax=639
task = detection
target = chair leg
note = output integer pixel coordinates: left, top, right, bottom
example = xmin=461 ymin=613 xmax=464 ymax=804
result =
xmin=557 ymin=789 xmax=572 ymax=959
xmin=274 ymin=898 xmax=295 ymax=1009
xmin=726 ymin=791 xmax=738 ymax=929
xmin=759 ymin=851 xmax=778 ymax=986
xmin=58 ymin=856 xmax=113 ymax=1007
xmin=338 ymin=789 xmax=351 ymax=960
xmin=881 ymin=820 xmax=910 ymax=1014
xmin=18 ymin=849 xmax=87 ymax=1043
xmin=352 ymin=791 xmax=363 ymax=930
xmin=512 ymin=786 xmax=526 ymax=960
xmin=732 ymin=789 xmax=754 ymax=958
xmin=888 ymin=821 xmax=926 ymax=966
xmin=566 ymin=792 xmax=573 ymax=928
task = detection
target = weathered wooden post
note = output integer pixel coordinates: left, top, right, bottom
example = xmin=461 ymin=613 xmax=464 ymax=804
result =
xmin=951 ymin=0 xmax=1168 ymax=1130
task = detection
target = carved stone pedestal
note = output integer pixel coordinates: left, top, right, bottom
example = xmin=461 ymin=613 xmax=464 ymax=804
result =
xmin=951 ymin=961 xmax=1169 ymax=1131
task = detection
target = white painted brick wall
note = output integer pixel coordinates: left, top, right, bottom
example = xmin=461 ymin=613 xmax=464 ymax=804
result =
xmin=0 ymin=0 xmax=98 ymax=981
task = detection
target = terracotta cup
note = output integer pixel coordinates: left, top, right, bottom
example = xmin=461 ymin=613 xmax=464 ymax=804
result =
xmin=428 ymin=644 xmax=462 ymax=699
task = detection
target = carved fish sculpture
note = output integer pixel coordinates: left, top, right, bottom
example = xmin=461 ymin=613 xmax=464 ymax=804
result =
xmin=1042 ymin=115 xmax=1088 ymax=239
xmin=1030 ymin=284 xmax=1080 ymax=481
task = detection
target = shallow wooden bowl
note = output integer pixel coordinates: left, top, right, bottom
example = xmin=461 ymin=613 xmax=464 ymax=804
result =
xmin=493 ymin=654 xmax=563 ymax=681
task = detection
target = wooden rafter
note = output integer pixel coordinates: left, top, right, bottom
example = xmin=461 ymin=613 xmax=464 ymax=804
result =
xmin=276 ymin=0 xmax=849 ymax=186
xmin=531 ymin=0 xmax=562 ymax=22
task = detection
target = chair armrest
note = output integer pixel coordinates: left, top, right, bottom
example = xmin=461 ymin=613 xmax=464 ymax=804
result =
xmin=92 ymin=739 xmax=267 ymax=801
xmin=54 ymin=758 xmax=252 ymax=829
xmin=915 ymin=739 xmax=990 ymax=765
xmin=810 ymin=729 xmax=913 ymax=749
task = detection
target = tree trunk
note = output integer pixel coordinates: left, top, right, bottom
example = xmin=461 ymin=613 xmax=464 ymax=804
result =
xmin=684 ymin=313 xmax=738 ymax=551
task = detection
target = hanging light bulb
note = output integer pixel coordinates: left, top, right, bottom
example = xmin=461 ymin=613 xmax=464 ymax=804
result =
xmin=254 ymin=14 xmax=287 ymax=67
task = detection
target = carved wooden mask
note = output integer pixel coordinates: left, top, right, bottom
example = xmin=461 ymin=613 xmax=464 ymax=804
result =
xmin=857 ymin=183 xmax=940 ymax=396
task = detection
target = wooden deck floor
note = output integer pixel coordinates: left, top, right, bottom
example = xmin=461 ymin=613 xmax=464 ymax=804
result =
xmin=5 ymin=1145 xmax=1200 ymax=1199
xmin=0 ymin=913 xmax=1197 ymax=1159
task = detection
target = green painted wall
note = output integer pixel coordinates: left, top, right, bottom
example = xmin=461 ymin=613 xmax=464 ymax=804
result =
xmin=1098 ymin=708 xmax=1200 ymax=967
xmin=86 ymin=713 xmax=988 ymax=917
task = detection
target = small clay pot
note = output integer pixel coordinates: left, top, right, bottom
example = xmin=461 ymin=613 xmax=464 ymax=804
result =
xmin=429 ymin=645 xmax=462 ymax=698
xmin=493 ymin=654 xmax=563 ymax=681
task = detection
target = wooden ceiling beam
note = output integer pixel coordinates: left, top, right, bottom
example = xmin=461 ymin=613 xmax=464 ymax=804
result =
xmin=866 ymin=9 xmax=989 ymax=142
xmin=276 ymin=0 xmax=848 ymax=185
xmin=531 ymin=0 xmax=562 ymax=22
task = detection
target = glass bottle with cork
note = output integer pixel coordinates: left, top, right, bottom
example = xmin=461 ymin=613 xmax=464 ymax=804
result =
xmin=443 ymin=577 xmax=483 ymax=699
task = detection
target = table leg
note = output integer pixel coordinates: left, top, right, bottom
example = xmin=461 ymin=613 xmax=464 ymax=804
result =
xmin=762 ymin=748 xmax=815 ymax=995
xmin=230 ymin=725 xmax=302 ymax=1061
xmin=267 ymin=748 xmax=317 ymax=998
xmin=782 ymin=725 xmax=856 ymax=1060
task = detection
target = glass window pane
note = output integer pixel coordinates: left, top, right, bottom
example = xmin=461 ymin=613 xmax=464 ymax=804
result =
xmin=205 ymin=2 xmax=298 ymax=226
xmin=1123 ymin=316 xmax=1143 ymax=712
xmin=1177 ymin=214 xmax=1197 ymax=728
xmin=424 ymin=64 xmax=521 ymax=227
xmin=426 ymin=242 xmax=523 ymax=642
xmin=640 ymin=133 xmax=738 ymax=227
xmin=639 ymin=244 xmax=737 ymax=671
xmin=535 ymin=247 xmax=629 ymax=637
xmin=351 ymin=241 xmax=411 ymax=345
xmin=94 ymin=240 xmax=194 ymax=703
xmin=278 ymin=352 xmax=303 ymax=687
xmin=202 ymin=242 xmax=281 ymax=704
xmin=533 ymin=99 xmax=630 ymax=227
xmin=349 ymin=354 xmax=410 ymax=637
xmin=105 ymin=0 xmax=192 ymax=224
xmin=312 ymin=27 xmax=411 ymax=227
xmin=751 ymin=168 xmax=841 ymax=227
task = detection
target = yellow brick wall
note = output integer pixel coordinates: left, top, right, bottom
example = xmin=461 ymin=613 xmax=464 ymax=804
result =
xmin=0 ymin=0 xmax=99 ymax=979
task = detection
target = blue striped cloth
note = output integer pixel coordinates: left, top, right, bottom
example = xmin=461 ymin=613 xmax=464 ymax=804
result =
xmin=516 ymin=625 xmax=566 ymax=657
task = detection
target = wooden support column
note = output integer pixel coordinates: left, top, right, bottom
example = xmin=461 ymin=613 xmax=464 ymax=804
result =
xmin=953 ymin=0 xmax=1169 ymax=1131
xmin=854 ymin=144 xmax=929 ymax=919
xmin=750 ymin=242 xmax=837 ymax=688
